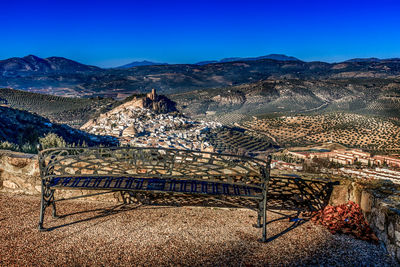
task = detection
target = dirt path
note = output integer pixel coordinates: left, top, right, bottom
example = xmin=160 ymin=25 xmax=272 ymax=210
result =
xmin=0 ymin=193 xmax=394 ymax=266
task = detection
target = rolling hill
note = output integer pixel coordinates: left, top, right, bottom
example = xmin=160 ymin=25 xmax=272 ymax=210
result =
xmin=0 ymin=88 xmax=117 ymax=127
xmin=0 ymin=55 xmax=99 ymax=75
xmin=115 ymin=60 xmax=169 ymax=69
xmin=1 ymin=54 xmax=400 ymax=98
xmin=170 ymin=78 xmax=400 ymax=123
xmin=0 ymin=106 xmax=117 ymax=151
xmin=195 ymin=54 xmax=300 ymax=65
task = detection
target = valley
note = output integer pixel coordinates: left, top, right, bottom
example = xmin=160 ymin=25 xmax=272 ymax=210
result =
xmin=0 ymin=88 xmax=116 ymax=127
xmin=171 ymin=78 xmax=400 ymax=123
xmin=242 ymin=113 xmax=400 ymax=153
xmin=1 ymin=54 xmax=400 ymax=175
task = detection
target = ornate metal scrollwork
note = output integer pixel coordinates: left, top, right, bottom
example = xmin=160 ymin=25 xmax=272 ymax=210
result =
xmin=37 ymin=146 xmax=337 ymax=243
xmin=37 ymin=146 xmax=271 ymax=235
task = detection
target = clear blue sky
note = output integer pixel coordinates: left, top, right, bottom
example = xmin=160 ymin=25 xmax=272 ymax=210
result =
xmin=1 ymin=0 xmax=399 ymax=67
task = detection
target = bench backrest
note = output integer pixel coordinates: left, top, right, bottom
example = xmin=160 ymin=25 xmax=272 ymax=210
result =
xmin=38 ymin=147 xmax=271 ymax=186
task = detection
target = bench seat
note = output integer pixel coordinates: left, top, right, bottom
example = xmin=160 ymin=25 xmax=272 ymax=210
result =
xmin=48 ymin=176 xmax=264 ymax=198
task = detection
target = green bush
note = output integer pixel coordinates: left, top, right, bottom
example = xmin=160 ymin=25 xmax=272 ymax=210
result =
xmin=0 ymin=141 xmax=18 ymax=151
xmin=20 ymin=143 xmax=37 ymax=154
xmin=39 ymin=133 xmax=66 ymax=149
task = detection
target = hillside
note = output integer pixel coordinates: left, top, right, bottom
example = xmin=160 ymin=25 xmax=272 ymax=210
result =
xmin=0 ymin=55 xmax=99 ymax=75
xmin=0 ymin=88 xmax=116 ymax=127
xmin=81 ymin=94 xmax=275 ymax=155
xmin=116 ymin=60 xmax=169 ymax=69
xmin=2 ymin=55 xmax=400 ymax=98
xmin=170 ymin=78 xmax=400 ymax=123
xmin=241 ymin=113 xmax=400 ymax=153
xmin=195 ymin=54 xmax=300 ymax=65
xmin=0 ymin=106 xmax=117 ymax=151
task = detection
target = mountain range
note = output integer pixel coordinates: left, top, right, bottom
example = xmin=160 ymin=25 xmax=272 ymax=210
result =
xmin=115 ymin=54 xmax=300 ymax=68
xmin=195 ymin=54 xmax=300 ymax=65
xmin=115 ymin=60 xmax=169 ymax=69
xmin=1 ymin=54 xmax=400 ymax=99
xmin=0 ymin=55 xmax=99 ymax=75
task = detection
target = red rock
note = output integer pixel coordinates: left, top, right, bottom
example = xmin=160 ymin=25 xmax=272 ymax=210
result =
xmin=311 ymin=201 xmax=378 ymax=243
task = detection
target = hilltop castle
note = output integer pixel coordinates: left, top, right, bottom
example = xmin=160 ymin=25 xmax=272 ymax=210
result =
xmin=147 ymin=88 xmax=157 ymax=101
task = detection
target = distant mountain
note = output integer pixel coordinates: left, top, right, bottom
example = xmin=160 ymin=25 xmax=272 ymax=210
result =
xmin=196 ymin=54 xmax=301 ymax=65
xmin=0 ymin=55 xmax=99 ymax=75
xmin=195 ymin=60 xmax=219 ymax=65
xmin=116 ymin=60 xmax=169 ymax=69
xmin=345 ymin=58 xmax=383 ymax=63
xmin=117 ymin=54 xmax=300 ymax=68
xmin=2 ymin=53 xmax=400 ymax=98
xmin=222 ymin=54 xmax=301 ymax=62
xmin=345 ymin=57 xmax=400 ymax=63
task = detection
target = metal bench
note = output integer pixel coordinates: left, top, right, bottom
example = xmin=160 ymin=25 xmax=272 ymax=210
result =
xmin=38 ymin=147 xmax=272 ymax=241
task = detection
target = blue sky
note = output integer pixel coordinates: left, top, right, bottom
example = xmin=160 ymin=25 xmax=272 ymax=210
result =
xmin=1 ymin=0 xmax=400 ymax=67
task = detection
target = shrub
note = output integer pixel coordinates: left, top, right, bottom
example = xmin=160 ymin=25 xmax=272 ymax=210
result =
xmin=0 ymin=141 xmax=18 ymax=151
xmin=20 ymin=143 xmax=37 ymax=154
xmin=39 ymin=133 xmax=66 ymax=149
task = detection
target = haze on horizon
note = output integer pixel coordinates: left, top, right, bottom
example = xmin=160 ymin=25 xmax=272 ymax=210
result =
xmin=1 ymin=0 xmax=400 ymax=68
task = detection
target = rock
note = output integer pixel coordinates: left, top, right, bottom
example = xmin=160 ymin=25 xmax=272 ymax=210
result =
xmin=122 ymin=125 xmax=137 ymax=137
xmin=9 ymin=157 xmax=30 ymax=168
xmin=350 ymin=183 xmax=362 ymax=204
xmin=3 ymin=180 xmax=18 ymax=189
xmin=35 ymin=185 xmax=42 ymax=193
xmin=375 ymin=210 xmax=386 ymax=231
xmin=388 ymin=222 xmax=395 ymax=239
xmin=378 ymin=230 xmax=388 ymax=245
xmin=397 ymin=247 xmax=400 ymax=262
xmin=387 ymin=244 xmax=397 ymax=258
xmin=395 ymin=231 xmax=400 ymax=247
xmin=329 ymin=185 xmax=349 ymax=205
xmin=361 ymin=191 xmax=373 ymax=213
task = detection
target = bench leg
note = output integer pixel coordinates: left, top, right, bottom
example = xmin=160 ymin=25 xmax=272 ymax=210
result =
xmin=38 ymin=191 xmax=46 ymax=231
xmin=52 ymin=199 xmax=58 ymax=219
xmin=260 ymin=186 xmax=268 ymax=242
xmin=261 ymin=197 xmax=267 ymax=242
xmin=257 ymin=211 xmax=262 ymax=228
xmin=38 ymin=181 xmax=47 ymax=231
xmin=253 ymin=202 xmax=263 ymax=228
xmin=38 ymin=181 xmax=56 ymax=231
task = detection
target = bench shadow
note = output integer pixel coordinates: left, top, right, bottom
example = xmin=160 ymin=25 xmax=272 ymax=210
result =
xmin=45 ymin=204 xmax=142 ymax=231
xmin=264 ymin=210 xmax=308 ymax=242
xmin=267 ymin=176 xmax=338 ymax=212
xmin=45 ymin=176 xmax=337 ymax=242
xmin=262 ymin=176 xmax=337 ymax=242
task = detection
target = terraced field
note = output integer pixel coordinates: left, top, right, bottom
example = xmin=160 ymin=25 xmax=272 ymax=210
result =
xmin=242 ymin=113 xmax=400 ymax=152
xmin=204 ymin=127 xmax=275 ymax=155
xmin=0 ymin=88 xmax=117 ymax=127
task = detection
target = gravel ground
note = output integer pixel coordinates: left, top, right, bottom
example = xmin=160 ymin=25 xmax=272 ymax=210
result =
xmin=0 ymin=193 xmax=396 ymax=266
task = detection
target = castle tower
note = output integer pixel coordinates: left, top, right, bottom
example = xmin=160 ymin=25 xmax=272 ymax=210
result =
xmin=147 ymin=88 xmax=156 ymax=101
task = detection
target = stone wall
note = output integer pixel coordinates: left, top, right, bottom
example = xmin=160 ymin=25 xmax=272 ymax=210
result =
xmin=1 ymin=149 xmax=399 ymax=262
xmin=0 ymin=150 xmax=120 ymax=202
xmin=0 ymin=150 xmax=41 ymax=195
xmin=330 ymin=181 xmax=400 ymax=262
